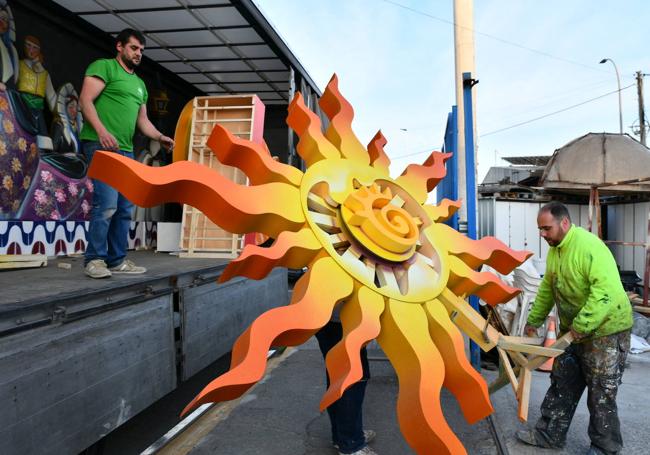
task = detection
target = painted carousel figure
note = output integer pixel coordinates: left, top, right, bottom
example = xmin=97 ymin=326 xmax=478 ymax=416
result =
xmin=0 ymin=1 xmax=18 ymax=91
xmin=17 ymin=35 xmax=55 ymax=151
xmin=51 ymin=83 xmax=83 ymax=156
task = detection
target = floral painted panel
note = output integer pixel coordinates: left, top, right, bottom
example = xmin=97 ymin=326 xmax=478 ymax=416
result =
xmin=0 ymin=90 xmax=40 ymax=218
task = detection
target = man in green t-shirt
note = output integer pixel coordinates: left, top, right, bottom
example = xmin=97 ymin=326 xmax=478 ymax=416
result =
xmin=79 ymin=28 xmax=174 ymax=279
xmin=516 ymin=202 xmax=632 ymax=455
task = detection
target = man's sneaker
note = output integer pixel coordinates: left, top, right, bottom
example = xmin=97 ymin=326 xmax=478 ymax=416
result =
xmin=363 ymin=430 xmax=376 ymax=445
xmin=109 ymin=259 xmax=146 ymax=274
xmin=339 ymin=446 xmax=378 ymax=455
xmin=84 ymin=259 xmax=112 ymax=279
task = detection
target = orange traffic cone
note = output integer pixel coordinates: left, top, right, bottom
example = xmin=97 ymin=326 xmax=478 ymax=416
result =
xmin=538 ymin=316 xmax=557 ymax=372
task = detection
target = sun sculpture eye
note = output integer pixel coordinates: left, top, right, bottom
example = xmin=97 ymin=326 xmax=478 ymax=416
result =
xmin=87 ymin=74 xmax=532 ymax=455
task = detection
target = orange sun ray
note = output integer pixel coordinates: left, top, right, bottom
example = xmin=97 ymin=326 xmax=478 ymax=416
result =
xmin=367 ymin=130 xmax=391 ymax=176
xmin=287 ymin=92 xmax=340 ymax=166
xmin=219 ymin=227 xmax=322 ymax=282
xmin=319 ymin=74 xmax=370 ymax=165
xmin=181 ymin=255 xmax=353 ymax=416
xmin=424 ymin=198 xmax=462 ymax=223
xmin=87 ymin=152 xmax=304 ymax=238
xmin=432 ymin=223 xmax=533 ymax=274
xmin=395 ymin=152 xmax=452 ymax=204
xmin=423 ymin=300 xmax=493 ymax=423
xmin=377 ymin=298 xmax=466 ymax=455
xmin=447 ymin=255 xmax=522 ymax=305
xmin=207 ymin=124 xmax=303 ymax=186
xmin=320 ymin=285 xmax=384 ymax=411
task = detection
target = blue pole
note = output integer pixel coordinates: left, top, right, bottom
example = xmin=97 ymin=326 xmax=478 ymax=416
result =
xmin=439 ymin=106 xmax=459 ymax=230
xmin=462 ymin=72 xmax=481 ymax=371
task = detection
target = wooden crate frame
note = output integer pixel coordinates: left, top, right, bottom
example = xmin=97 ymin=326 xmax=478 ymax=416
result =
xmin=179 ymin=95 xmax=265 ymax=258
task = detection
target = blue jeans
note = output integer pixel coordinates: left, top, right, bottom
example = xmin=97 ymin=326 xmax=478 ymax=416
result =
xmin=83 ymin=141 xmax=134 ymax=267
xmin=316 ymin=321 xmax=370 ymax=454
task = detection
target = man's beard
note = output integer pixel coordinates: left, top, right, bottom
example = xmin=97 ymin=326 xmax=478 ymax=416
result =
xmin=123 ymin=55 xmax=140 ymax=69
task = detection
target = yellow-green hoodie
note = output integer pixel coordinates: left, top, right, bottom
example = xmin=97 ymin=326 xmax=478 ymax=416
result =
xmin=527 ymin=225 xmax=633 ymax=339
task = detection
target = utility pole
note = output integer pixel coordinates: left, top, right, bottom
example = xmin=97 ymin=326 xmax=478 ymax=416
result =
xmin=637 ymin=71 xmax=646 ymax=146
xmin=453 ymin=0 xmax=477 ymax=234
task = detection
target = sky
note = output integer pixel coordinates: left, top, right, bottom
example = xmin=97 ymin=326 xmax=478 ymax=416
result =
xmin=253 ymin=0 xmax=648 ymax=181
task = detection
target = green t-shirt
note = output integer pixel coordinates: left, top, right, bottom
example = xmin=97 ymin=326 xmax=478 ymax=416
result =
xmin=79 ymin=58 xmax=148 ymax=152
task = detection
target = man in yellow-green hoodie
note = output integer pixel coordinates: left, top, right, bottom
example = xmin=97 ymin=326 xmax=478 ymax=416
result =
xmin=516 ymin=202 xmax=632 ymax=455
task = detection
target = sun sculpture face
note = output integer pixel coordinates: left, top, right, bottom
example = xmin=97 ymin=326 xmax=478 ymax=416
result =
xmin=88 ymin=75 xmax=531 ymax=455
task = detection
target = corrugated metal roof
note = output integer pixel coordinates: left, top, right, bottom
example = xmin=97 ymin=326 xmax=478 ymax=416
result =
xmin=51 ymin=0 xmax=320 ymax=104
xmin=501 ymin=156 xmax=551 ymax=166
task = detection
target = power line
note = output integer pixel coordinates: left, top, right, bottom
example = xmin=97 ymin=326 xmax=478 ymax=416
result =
xmin=480 ymin=83 xmax=635 ymax=137
xmin=388 ymin=83 xmax=636 ymax=160
xmin=382 ymin=0 xmax=609 ymax=73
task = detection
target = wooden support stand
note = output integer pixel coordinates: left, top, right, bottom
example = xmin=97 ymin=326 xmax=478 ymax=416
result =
xmin=175 ymin=95 xmax=265 ymax=258
xmin=490 ymin=331 xmax=575 ymax=422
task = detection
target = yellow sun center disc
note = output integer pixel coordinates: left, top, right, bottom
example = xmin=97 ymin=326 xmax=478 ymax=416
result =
xmin=340 ymin=184 xmax=419 ymax=262
xmin=300 ymin=159 xmax=449 ymax=303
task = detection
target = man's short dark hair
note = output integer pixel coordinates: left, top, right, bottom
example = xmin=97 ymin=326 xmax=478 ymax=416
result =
xmin=540 ymin=201 xmax=571 ymax=223
xmin=116 ymin=28 xmax=146 ymax=47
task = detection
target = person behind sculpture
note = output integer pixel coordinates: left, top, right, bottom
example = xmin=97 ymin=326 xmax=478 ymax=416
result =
xmin=0 ymin=2 xmax=18 ymax=90
xmin=17 ymin=35 xmax=56 ymax=150
xmin=316 ymin=316 xmax=377 ymax=455
xmin=79 ymin=28 xmax=174 ymax=279
xmin=517 ymin=202 xmax=633 ymax=455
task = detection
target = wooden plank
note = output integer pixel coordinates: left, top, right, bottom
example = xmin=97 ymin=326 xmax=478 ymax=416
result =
xmin=498 ymin=338 xmax=564 ymax=358
xmin=497 ymin=347 xmax=518 ymax=395
xmin=0 ymin=254 xmax=47 ymax=269
xmin=500 ymin=335 xmax=544 ymax=345
xmin=517 ymin=367 xmax=532 ymax=422
xmin=179 ymin=251 xmax=238 ymax=259
xmin=0 ymin=254 xmax=47 ymax=262
xmin=439 ymin=288 xmax=499 ymax=351
xmin=0 ymin=260 xmax=47 ymax=270
xmin=634 ymin=305 xmax=650 ymax=314
xmin=508 ymin=350 xmax=529 ymax=367
xmin=525 ymin=332 xmax=574 ymax=370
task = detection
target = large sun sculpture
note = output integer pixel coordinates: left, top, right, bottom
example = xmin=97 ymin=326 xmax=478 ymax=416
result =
xmin=88 ymin=75 xmax=531 ymax=454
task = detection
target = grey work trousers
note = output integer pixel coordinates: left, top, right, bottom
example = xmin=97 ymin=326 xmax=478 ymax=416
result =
xmin=535 ymin=330 xmax=631 ymax=454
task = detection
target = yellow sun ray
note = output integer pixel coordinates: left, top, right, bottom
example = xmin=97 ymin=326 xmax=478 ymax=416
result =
xmin=448 ymin=255 xmax=522 ymax=305
xmin=219 ymin=227 xmax=322 ymax=282
xmin=320 ymin=285 xmax=384 ymax=410
xmin=367 ymin=130 xmax=391 ymax=175
xmin=287 ymin=92 xmax=340 ymax=166
xmin=207 ymin=124 xmax=303 ymax=186
xmin=377 ymin=299 xmax=466 ymax=455
xmin=319 ymin=74 xmax=370 ymax=165
xmin=395 ymin=152 xmax=452 ymax=204
xmin=182 ymin=255 xmax=353 ymax=415
xmin=424 ymin=198 xmax=462 ymax=223
xmin=431 ymin=222 xmax=533 ymax=274
xmin=87 ymin=152 xmax=304 ymax=238
xmin=423 ymin=300 xmax=493 ymax=423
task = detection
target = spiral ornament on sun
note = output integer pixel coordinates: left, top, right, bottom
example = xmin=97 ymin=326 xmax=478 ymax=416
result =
xmin=87 ymin=74 xmax=532 ymax=454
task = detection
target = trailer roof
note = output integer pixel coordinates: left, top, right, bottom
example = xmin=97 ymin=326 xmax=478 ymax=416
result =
xmin=52 ymin=0 xmax=321 ymax=105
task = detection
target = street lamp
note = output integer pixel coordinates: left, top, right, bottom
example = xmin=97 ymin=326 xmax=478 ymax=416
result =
xmin=599 ymin=58 xmax=623 ymax=134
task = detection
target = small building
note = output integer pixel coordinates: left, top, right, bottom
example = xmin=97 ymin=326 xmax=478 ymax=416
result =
xmin=479 ymin=133 xmax=650 ymax=282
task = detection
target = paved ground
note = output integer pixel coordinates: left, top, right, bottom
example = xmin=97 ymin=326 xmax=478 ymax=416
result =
xmin=156 ymin=339 xmax=650 ymax=455
xmin=488 ymin=348 xmax=650 ymax=455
